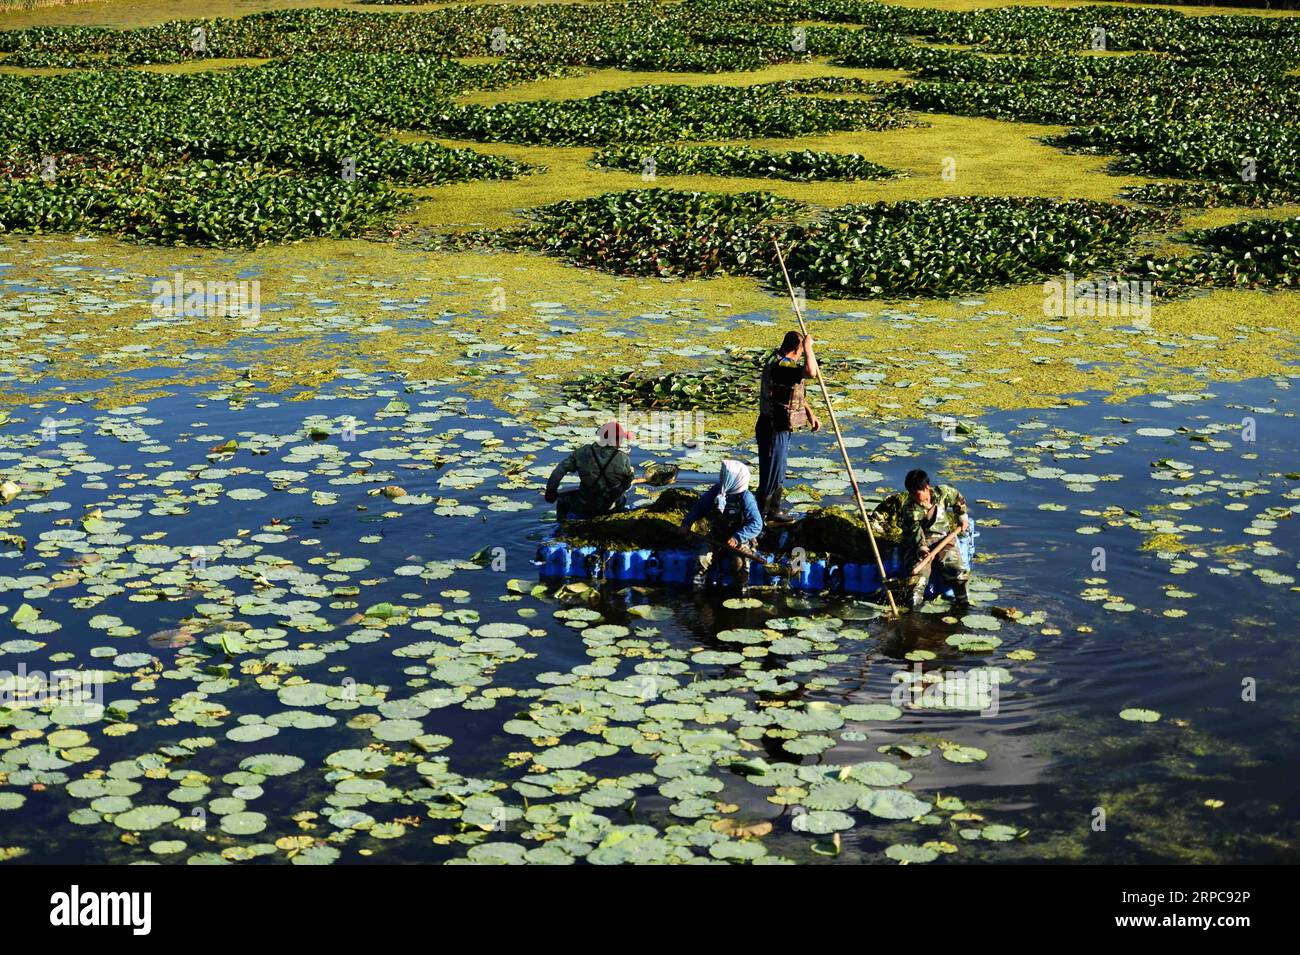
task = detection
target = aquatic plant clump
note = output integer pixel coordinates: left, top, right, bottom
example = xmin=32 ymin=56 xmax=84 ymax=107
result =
xmin=0 ymin=63 xmax=536 ymax=244
xmin=512 ymin=188 xmax=806 ymax=278
xmin=1121 ymin=181 xmax=1300 ymax=210
xmin=559 ymin=491 xmax=908 ymax=555
xmin=565 ymin=368 xmax=744 ymax=413
xmin=426 ymin=84 xmax=911 ymax=147
xmin=486 ymin=190 xmax=1174 ymax=298
xmin=1 ymin=49 xmax=132 ymax=69
xmin=561 ymin=487 xmax=702 ymax=549
xmin=563 ymin=347 xmax=879 ymax=413
xmin=593 ymin=144 xmax=900 ymax=183
xmin=0 ymin=161 xmax=414 ymax=246
xmin=1140 ymin=216 xmax=1300 ymax=293
xmin=779 ymin=197 xmax=1177 ymax=298
xmin=891 ymin=45 xmax=1300 ymax=196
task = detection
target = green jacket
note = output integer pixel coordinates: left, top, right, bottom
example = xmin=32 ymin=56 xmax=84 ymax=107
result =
xmin=546 ymin=442 xmax=634 ymax=515
xmin=900 ymin=484 xmax=967 ymax=554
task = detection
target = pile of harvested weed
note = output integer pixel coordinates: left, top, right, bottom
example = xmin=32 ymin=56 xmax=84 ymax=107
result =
xmin=557 ymin=488 xmax=911 ymax=557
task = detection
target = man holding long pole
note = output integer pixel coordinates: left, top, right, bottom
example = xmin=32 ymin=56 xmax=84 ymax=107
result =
xmin=772 ymin=239 xmax=899 ymax=616
xmin=756 ymin=330 xmax=821 ymax=524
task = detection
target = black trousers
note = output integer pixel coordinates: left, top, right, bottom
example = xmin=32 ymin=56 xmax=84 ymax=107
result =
xmin=755 ymin=415 xmax=790 ymax=503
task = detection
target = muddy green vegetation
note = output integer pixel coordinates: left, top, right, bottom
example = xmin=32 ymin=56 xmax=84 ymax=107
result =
xmin=1 ymin=0 xmax=1300 ymax=866
xmin=560 ymin=487 xmax=908 ymax=554
xmin=2 ymin=0 xmax=1298 ymax=423
xmin=561 ymin=487 xmax=704 ymax=550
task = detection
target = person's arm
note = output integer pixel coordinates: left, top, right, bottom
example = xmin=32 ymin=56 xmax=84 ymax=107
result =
xmin=949 ymin=486 xmax=970 ymax=532
xmin=731 ymin=492 xmax=764 ymax=545
xmin=803 ymin=398 xmax=820 ymax=432
xmin=802 ymin=334 xmax=819 ymax=380
xmin=544 ymin=453 xmax=577 ymax=502
xmin=614 ymin=453 xmax=635 ymax=493
xmin=680 ymin=489 xmax=715 ymax=531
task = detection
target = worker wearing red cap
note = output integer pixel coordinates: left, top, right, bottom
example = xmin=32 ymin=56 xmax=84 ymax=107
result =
xmin=544 ymin=421 xmax=637 ymax=521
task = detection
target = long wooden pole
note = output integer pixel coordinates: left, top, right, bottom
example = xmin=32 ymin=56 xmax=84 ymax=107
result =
xmin=909 ymin=526 xmax=962 ymax=577
xmin=772 ymin=240 xmax=899 ymax=617
xmin=681 ymin=527 xmax=788 ymax=576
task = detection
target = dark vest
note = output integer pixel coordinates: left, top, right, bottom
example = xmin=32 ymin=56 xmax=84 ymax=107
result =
xmin=760 ymin=355 xmax=807 ymax=431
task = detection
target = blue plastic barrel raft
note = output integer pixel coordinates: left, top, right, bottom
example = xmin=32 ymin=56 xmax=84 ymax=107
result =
xmin=789 ymin=558 xmax=827 ymax=592
xmin=657 ymin=550 xmax=695 ymax=585
xmin=606 ymin=549 xmax=657 ymax=582
xmin=538 ymin=543 xmax=571 ymax=578
xmin=534 ymin=522 xmax=977 ymax=597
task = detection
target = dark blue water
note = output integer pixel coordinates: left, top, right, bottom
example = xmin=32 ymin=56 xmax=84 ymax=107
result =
xmin=1 ymin=368 xmax=1297 ymax=863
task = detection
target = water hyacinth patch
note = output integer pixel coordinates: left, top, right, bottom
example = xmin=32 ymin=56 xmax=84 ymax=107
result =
xmin=464 ymin=190 xmax=1180 ymax=298
xmin=426 ymin=83 xmax=910 ymax=147
xmin=593 ymin=144 xmax=900 ymax=183
xmin=779 ymin=197 xmax=1175 ymax=298
xmin=495 ymin=188 xmax=806 ymax=279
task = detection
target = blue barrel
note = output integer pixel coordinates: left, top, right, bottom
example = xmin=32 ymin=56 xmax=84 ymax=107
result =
xmin=538 ymin=543 xmax=571 ymax=578
xmin=844 ymin=562 xmax=883 ymax=594
xmin=791 ymin=559 xmax=826 ymax=592
xmin=631 ymin=549 xmax=653 ymax=582
xmin=659 ymin=549 xmax=694 ymax=584
xmin=827 ymin=564 xmax=844 ymax=593
xmin=861 ymin=562 xmax=884 ymax=593
xmin=884 ymin=554 xmax=903 ymax=577
xmin=841 ymin=562 xmax=861 ymax=594
xmin=607 ymin=551 xmax=633 ymax=581
xmin=573 ymin=546 xmax=601 ymax=578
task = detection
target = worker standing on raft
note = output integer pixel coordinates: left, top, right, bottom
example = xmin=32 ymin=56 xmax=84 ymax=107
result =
xmin=679 ymin=459 xmax=764 ymax=587
xmin=756 ymin=331 xmax=821 ymax=524
xmin=544 ymin=421 xmax=636 ymax=521
xmin=900 ymin=468 xmax=971 ymax=611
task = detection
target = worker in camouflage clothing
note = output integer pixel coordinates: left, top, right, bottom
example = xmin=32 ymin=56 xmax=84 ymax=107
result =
xmin=900 ymin=469 xmax=970 ymax=610
xmin=544 ymin=421 xmax=636 ymax=521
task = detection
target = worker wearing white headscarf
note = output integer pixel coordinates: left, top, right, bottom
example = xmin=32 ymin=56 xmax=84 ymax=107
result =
xmin=681 ymin=458 xmax=763 ymax=547
xmin=679 ymin=458 xmax=764 ymax=588
xmin=715 ymin=460 xmax=751 ymax=513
